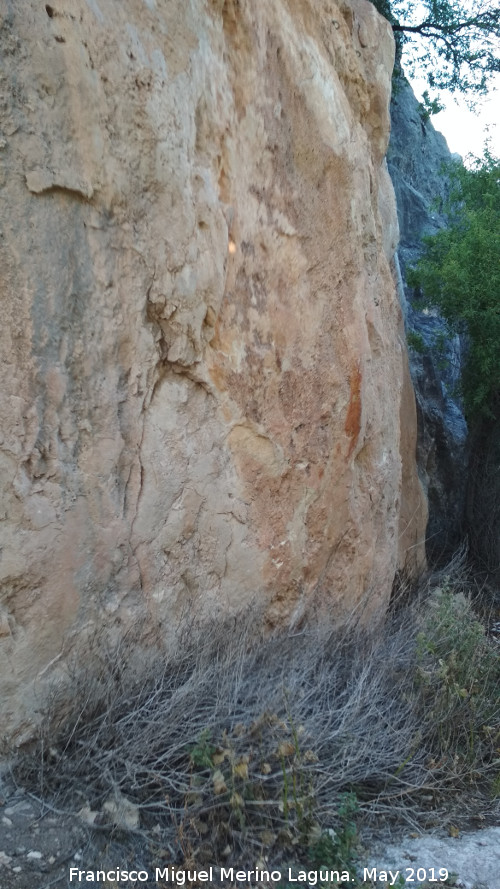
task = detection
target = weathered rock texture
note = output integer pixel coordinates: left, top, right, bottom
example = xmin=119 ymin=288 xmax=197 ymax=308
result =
xmin=368 ymin=826 xmax=500 ymax=889
xmin=0 ymin=0 xmax=426 ymax=743
xmin=388 ymin=80 xmax=467 ymax=561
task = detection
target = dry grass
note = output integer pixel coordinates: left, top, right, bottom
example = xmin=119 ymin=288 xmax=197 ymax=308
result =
xmin=9 ymin=564 xmax=500 ymax=876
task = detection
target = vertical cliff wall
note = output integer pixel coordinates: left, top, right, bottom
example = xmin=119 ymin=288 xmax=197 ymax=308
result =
xmin=0 ymin=0 xmax=426 ymax=743
xmin=388 ymin=80 xmax=468 ymax=560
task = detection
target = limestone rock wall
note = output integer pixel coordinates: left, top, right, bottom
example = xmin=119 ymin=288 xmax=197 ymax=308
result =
xmin=0 ymin=0 xmax=426 ymax=743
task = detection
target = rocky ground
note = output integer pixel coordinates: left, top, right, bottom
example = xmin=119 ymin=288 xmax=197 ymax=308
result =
xmin=0 ymin=773 xmax=151 ymax=889
xmin=365 ymin=826 xmax=500 ymax=889
xmin=0 ymin=775 xmax=89 ymax=889
xmin=1 ymin=771 xmax=499 ymax=889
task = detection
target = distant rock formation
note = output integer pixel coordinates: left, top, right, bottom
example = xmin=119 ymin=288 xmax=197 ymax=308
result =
xmin=388 ymin=78 xmax=468 ymax=562
xmin=0 ymin=0 xmax=426 ymax=745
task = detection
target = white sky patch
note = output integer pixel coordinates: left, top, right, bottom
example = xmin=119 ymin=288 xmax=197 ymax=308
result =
xmin=411 ymin=72 xmax=500 ymax=162
xmin=397 ymin=0 xmax=499 ymax=162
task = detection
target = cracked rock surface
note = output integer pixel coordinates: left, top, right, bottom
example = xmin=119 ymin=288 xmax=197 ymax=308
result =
xmin=0 ymin=0 xmax=426 ymax=744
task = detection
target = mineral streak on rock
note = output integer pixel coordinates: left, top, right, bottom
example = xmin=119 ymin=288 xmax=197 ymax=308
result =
xmin=0 ymin=0 xmax=426 ymax=743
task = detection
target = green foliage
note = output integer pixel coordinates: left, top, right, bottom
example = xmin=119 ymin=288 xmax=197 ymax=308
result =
xmin=189 ymin=728 xmax=217 ymax=769
xmin=186 ymin=710 xmax=320 ymax=859
xmin=370 ymin=0 xmax=500 ymax=98
xmin=308 ymin=792 xmax=359 ymax=876
xmin=279 ymin=793 xmax=362 ymax=889
xmin=406 ymin=330 xmax=426 ymax=353
xmin=418 ymin=89 xmax=445 ymax=121
xmin=415 ymin=587 xmax=500 ymax=782
xmin=408 ymin=152 xmax=500 ymax=418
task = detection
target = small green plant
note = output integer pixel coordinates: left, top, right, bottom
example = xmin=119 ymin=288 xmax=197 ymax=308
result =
xmin=308 ymin=830 xmax=339 ymax=869
xmin=189 ymin=728 xmax=216 ymax=769
xmin=308 ymin=792 xmax=360 ymax=882
xmin=406 ymin=330 xmax=426 ymax=354
xmin=418 ymin=90 xmax=445 ymax=122
xmin=336 ymin=792 xmax=359 ymax=865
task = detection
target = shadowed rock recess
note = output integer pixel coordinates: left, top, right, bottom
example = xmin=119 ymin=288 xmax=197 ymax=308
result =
xmin=0 ymin=0 xmax=426 ymax=744
xmin=388 ymin=78 xmax=468 ymax=562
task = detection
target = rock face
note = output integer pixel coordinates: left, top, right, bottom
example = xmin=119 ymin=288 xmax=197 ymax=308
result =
xmin=388 ymin=80 xmax=468 ymax=561
xmin=467 ymin=419 xmax=500 ymax=582
xmin=367 ymin=827 xmax=500 ymax=889
xmin=0 ymin=0 xmax=426 ymax=743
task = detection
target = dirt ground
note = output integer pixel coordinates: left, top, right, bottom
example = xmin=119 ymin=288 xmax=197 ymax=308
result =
xmin=0 ymin=773 xmax=90 ymax=889
xmin=0 ymin=773 xmax=151 ymax=889
xmin=1 ymin=770 xmax=499 ymax=889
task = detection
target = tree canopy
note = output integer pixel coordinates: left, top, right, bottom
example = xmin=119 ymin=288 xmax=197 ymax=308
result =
xmin=408 ymin=152 xmax=500 ymax=419
xmin=371 ymin=0 xmax=500 ymax=97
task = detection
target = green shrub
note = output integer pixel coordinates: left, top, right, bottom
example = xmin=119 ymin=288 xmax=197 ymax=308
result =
xmin=415 ymin=586 xmax=500 ymax=783
xmin=408 ymin=152 xmax=500 ymax=419
xmin=308 ymin=792 xmax=359 ymax=876
xmin=406 ymin=330 xmax=426 ymax=354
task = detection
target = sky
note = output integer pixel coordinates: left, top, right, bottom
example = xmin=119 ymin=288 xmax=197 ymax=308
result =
xmin=400 ymin=0 xmax=499 ymax=162
xmin=412 ymin=75 xmax=500 ymax=161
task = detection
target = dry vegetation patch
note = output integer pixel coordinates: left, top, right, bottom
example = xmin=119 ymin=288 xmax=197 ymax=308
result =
xmin=7 ymin=568 xmax=500 ymax=883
